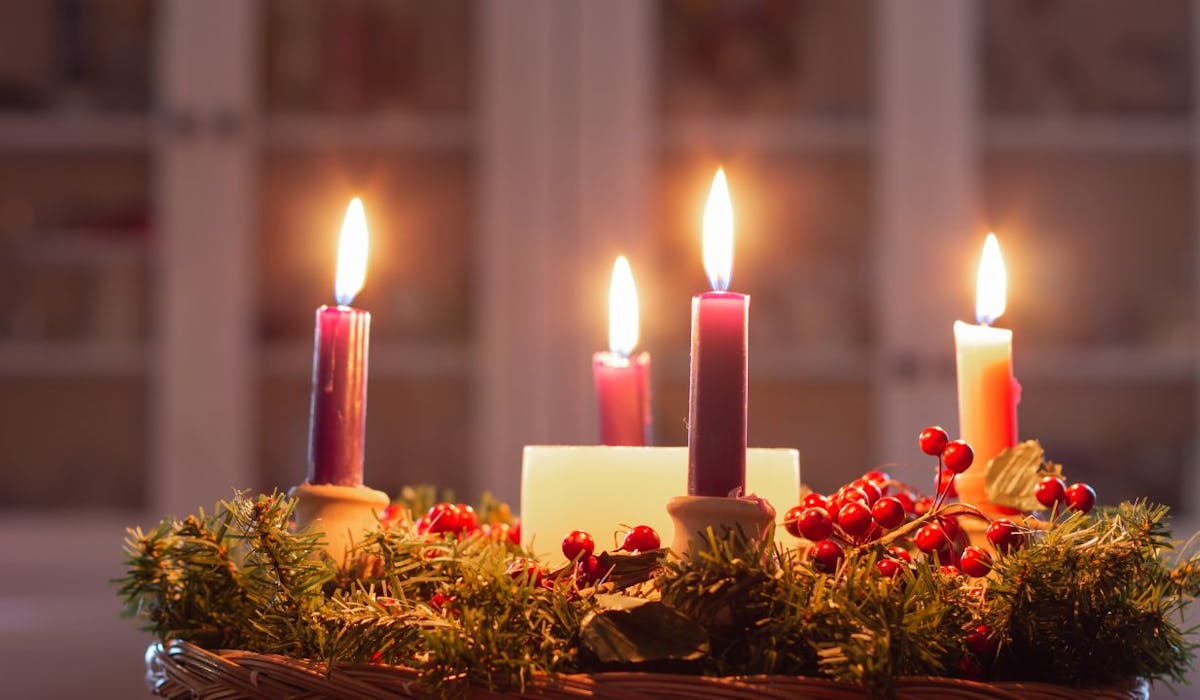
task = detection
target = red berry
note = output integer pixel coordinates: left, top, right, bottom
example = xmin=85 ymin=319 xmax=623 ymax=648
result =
xmin=850 ymin=479 xmax=881 ymax=504
xmin=424 ymin=503 xmax=459 ymax=534
xmin=894 ymin=491 xmax=916 ymax=514
xmin=959 ymin=655 xmax=985 ymax=680
xmin=506 ymin=558 xmax=544 ymax=586
xmin=809 ymin=539 xmax=844 ymax=573
xmin=939 ymin=515 xmax=962 ymax=542
xmin=1034 ymin=476 xmax=1066 ymax=508
xmin=872 ymin=496 xmax=906 ymax=529
xmin=965 ymin=624 xmax=997 ymax=656
xmin=1064 ymin=482 xmax=1096 ymax=513
xmin=783 ymin=505 xmax=805 ymax=538
xmin=838 ymin=485 xmax=870 ymax=505
xmin=561 ymin=530 xmax=595 ymax=561
xmin=939 ymin=564 xmax=962 ymax=577
xmin=959 ymin=545 xmax=993 ymax=578
xmin=888 ymin=546 xmax=913 ymax=563
xmin=915 ymin=522 xmax=948 ymax=553
xmin=942 ymin=440 xmax=974 ymax=474
xmin=914 ymin=496 xmax=933 ymax=516
xmin=381 ymin=503 xmax=406 ymax=525
xmin=919 ymin=426 xmax=950 ymax=456
xmin=825 ymin=495 xmax=842 ymax=520
xmin=575 ymin=555 xmax=608 ymax=585
xmin=863 ymin=470 xmax=891 ymax=492
xmin=795 ymin=507 xmax=834 ymax=541
xmin=455 ymin=504 xmax=478 ymax=533
xmin=837 ymin=501 xmax=873 ymax=538
xmin=876 ymin=558 xmax=904 ymax=578
xmin=430 ymin=592 xmax=454 ymax=612
xmin=985 ymin=519 xmax=1024 ymax=553
xmin=802 ymin=492 xmax=829 ymax=510
xmin=621 ymin=525 xmax=660 ymax=552
xmin=509 ymin=520 xmax=522 ymax=546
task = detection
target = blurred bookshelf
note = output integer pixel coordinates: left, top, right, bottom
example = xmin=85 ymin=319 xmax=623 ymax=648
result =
xmin=980 ymin=0 xmax=1196 ymax=508
xmin=1 ymin=0 xmax=1198 ymax=517
xmin=254 ymin=0 xmax=475 ymax=499
xmin=0 ymin=0 xmax=154 ymax=511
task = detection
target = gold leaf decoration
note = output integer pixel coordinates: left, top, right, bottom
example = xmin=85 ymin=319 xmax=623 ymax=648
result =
xmin=985 ymin=440 xmax=1062 ymax=511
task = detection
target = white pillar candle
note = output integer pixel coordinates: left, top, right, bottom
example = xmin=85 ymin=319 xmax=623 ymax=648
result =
xmin=520 ymin=446 xmax=799 ymax=565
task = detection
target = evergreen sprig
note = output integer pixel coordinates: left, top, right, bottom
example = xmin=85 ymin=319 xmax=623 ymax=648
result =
xmin=118 ymin=492 xmax=1200 ymax=699
xmin=990 ymin=501 xmax=1200 ymax=687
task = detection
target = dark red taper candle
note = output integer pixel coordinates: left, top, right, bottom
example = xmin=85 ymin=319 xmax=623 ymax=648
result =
xmin=687 ymin=291 xmax=748 ymax=497
xmin=307 ymin=305 xmax=370 ymax=486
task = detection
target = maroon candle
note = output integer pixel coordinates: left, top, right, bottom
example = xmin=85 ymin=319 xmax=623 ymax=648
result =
xmin=593 ymin=256 xmax=652 ymax=445
xmin=307 ymin=198 xmax=371 ymax=486
xmin=308 ymin=306 xmax=370 ymax=485
xmin=687 ymin=169 xmax=748 ymax=497
xmin=593 ymin=351 xmax=651 ymax=445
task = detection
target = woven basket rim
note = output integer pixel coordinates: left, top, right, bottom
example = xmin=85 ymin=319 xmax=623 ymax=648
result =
xmin=146 ymin=640 xmax=1150 ymax=700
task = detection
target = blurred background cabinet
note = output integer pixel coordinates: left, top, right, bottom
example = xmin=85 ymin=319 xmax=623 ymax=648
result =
xmin=2 ymin=2 xmax=1200 ymax=695
xmin=0 ymin=0 xmax=1197 ymax=527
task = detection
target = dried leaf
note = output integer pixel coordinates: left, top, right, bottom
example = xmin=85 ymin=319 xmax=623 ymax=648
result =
xmin=985 ymin=440 xmax=1061 ymax=511
xmin=581 ymin=596 xmax=709 ymax=664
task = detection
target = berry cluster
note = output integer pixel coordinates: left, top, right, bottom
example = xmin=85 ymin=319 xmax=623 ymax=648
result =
xmin=383 ymin=501 xmax=523 ymax=546
xmin=783 ymin=426 xmax=988 ymax=576
xmin=1034 ymin=476 xmax=1096 ymax=515
xmin=783 ymin=424 xmax=1104 ymax=585
xmin=557 ymin=525 xmax=661 ymax=587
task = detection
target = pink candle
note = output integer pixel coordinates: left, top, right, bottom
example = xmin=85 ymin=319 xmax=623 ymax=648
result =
xmin=954 ymin=233 xmax=1021 ymax=516
xmin=593 ymin=257 xmax=651 ymax=445
xmin=687 ymin=169 xmax=749 ymax=497
xmin=307 ymin=199 xmax=371 ymax=486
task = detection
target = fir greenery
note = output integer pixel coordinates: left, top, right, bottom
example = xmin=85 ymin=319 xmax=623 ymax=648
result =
xmin=118 ymin=491 xmax=1200 ymax=698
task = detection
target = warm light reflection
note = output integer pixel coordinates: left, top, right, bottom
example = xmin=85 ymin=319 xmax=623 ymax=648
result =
xmin=702 ymin=168 xmax=734 ymax=291
xmin=975 ymin=232 xmax=1007 ymax=326
xmin=335 ymin=198 xmax=369 ymax=306
xmin=608 ymin=255 xmax=639 ymax=357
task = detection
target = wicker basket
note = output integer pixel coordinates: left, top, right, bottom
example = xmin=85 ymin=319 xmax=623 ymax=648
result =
xmin=146 ymin=641 xmax=1150 ymax=700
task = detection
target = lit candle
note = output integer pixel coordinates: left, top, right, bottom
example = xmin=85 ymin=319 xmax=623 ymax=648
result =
xmin=688 ymin=169 xmax=749 ymax=498
xmin=954 ymin=233 xmax=1021 ymax=516
xmin=592 ymin=256 xmax=652 ymax=446
xmin=307 ymin=198 xmax=371 ymax=487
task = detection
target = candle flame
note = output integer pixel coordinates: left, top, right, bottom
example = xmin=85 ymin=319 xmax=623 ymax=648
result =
xmin=335 ymin=198 xmax=369 ymax=306
xmin=608 ymin=255 xmax=639 ymax=357
xmin=702 ymin=168 xmax=734 ymax=291
xmin=975 ymin=232 xmax=1007 ymax=325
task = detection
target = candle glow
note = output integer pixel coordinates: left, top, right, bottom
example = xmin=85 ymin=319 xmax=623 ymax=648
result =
xmin=976 ymin=232 xmax=1006 ymax=326
xmin=702 ymin=168 xmax=734 ymax=292
xmin=608 ymin=255 xmax=639 ymax=357
xmin=335 ymin=197 xmax=369 ymax=306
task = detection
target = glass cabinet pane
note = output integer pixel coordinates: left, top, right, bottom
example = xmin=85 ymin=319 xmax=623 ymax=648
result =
xmin=658 ymin=0 xmax=871 ymax=116
xmin=983 ymin=0 xmax=1191 ymax=116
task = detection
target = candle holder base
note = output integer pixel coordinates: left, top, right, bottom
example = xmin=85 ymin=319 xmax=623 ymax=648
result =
xmin=666 ymin=494 xmax=776 ymax=558
xmin=288 ymin=482 xmax=389 ymax=566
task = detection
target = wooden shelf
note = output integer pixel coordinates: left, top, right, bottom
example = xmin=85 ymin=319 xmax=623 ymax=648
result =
xmin=984 ymin=116 xmax=1191 ymax=153
xmin=262 ymin=114 xmax=473 ymax=151
xmin=0 ymin=341 xmax=149 ymax=376
xmin=0 ymin=113 xmax=151 ymax=151
xmin=260 ymin=340 xmax=471 ymax=378
xmin=660 ymin=115 xmax=871 ymax=153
